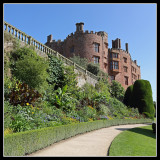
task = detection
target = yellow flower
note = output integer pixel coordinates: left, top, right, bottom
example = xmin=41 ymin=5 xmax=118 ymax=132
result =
xmin=88 ymin=105 xmax=94 ymax=110
xmin=8 ymin=86 xmax=10 ymax=89
xmin=88 ymin=118 xmax=93 ymax=121
xmin=32 ymin=112 xmax=34 ymax=114
xmin=26 ymin=103 xmax=30 ymax=106
xmin=30 ymin=104 xmax=34 ymax=109
xmin=4 ymin=128 xmax=13 ymax=136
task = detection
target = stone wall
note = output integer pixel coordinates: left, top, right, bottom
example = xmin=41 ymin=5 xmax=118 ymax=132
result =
xmin=3 ymin=21 xmax=98 ymax=87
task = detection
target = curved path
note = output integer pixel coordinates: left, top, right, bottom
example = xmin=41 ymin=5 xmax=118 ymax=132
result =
xmin=28 ymin=123 xmax=150 ymax=157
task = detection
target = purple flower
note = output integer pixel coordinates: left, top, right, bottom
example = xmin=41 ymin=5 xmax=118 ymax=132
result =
xmin=105 ymin=116 xmax=109 ymax=119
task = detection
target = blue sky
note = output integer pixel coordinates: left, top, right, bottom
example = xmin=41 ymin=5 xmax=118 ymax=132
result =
xmin=4 ymin=3 xmax=157 ymax=101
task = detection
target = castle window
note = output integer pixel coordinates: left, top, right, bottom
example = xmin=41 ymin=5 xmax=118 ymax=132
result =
xmin=111 ymin=53 xmax=118 ymax=58
xmin=131 ymin=66 xmax=134 ymax=72
xmin=104 ymin=63 xmax=107 ymax=69
xmin=93 ymin=56 xmax=100 ymax=64
xmin=110 ymin=61 xmax=119 ymax=69
xmin=124 ymin=66 xmax=128 ymax=72
xmin=124 ymin=76 xmax=128 ymax=85
xmin=110 ymin=75 xmax=115 ymax=81
xmin=94 ymin=43 xmax=100 ymax=52
xmin=70 ymin=46 xmax=74 ymax=53
xmin=123 ymin=57 xmax=127 ymax=63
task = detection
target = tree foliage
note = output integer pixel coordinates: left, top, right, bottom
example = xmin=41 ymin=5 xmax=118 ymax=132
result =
xmin=69 ymin=54 xmax=88 ymax=69
xmin=110 ymin=80 xmax=125 ymax=102
xmin=123 ymin=85 xmax=133 ymax=106
xmin=87 ymin=62 xmax=100 ymax=76
xmin=10 ymin=47 xmax=49 ymax=93
xmin=47 ymin=54 xmax=66 ymax=90
xmin=124 ymin=80 xmax=155 ymax=119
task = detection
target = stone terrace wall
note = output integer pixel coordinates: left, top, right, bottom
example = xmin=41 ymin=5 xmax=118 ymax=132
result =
xmin=3 ymin=21 xmax=98 ymax=87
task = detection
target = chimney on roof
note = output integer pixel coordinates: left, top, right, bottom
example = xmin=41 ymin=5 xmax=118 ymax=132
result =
xmin=47 ymin=34 xmax=52 ymax=43
xmin=112 ymin=38 xmax=121 ymax=49
xmin=125 ymin=43 xmax=129 ymax=53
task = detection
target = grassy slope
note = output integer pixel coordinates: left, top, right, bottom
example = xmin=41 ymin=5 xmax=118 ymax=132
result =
xmin=109 ymin=125 xmax=156 ymax=156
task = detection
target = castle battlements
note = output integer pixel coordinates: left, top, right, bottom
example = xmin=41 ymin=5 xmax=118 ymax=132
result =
xmin=45 ymin=22 xmax=141 ymax=90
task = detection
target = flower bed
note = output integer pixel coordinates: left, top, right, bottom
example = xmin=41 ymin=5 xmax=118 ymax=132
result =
xmin=4 ymin=118 xmax=152 ymax=156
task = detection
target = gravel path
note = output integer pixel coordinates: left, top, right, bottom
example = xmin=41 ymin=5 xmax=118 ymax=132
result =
xmin=27 ymin=123 xmax=150 ymax=157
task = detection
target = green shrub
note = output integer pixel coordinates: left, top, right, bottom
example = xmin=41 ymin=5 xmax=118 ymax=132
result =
xmin=98 ymin=104 xmax=110 ymax=116
xmin=47 ymin=53 xmax=65 ymax=90
xmin=4 ymin=101 xmax=14 ymax=130
xmin=110 ymin=80 xmax=125 ymax=102
xmin=4 ymin=119 xmax=152 ymax=156
xmin=123 ymin=85 xmax=133 ymax=106
xmin=10 ymin=46 xmax=37 ymax=61
xmin=12 ymin=55 xmax=49 ymax=93
xmin=95 ymin=79 xmax=110 ymax=99
xmin=63 ymin=65 xmax=79 ymax=97
xmin=87 ymin=62 xmax=100 ymax=76
xmin=52 ymin=85 xmax=77 ymax=113
xmin=4 ymin=31 xmax=20 ymax=50
xmin=107 ymin=97 xmax=134 ymax=119
xmin=69 ymin=54 xmax=88 ymax=69
xmin=131 ymin=80 xmax=155 ymax=119
xmin=78 ymin=83 xmax=98 ymax=107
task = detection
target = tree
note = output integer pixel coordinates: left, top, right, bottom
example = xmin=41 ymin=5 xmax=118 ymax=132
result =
xmin=11 ymin=47 xmax=49 ymax=93
xmin=110 ymin=80 xmax=125 ymax=102
xmin=69 ymin=54 xmax=88 ymax=69
xmin=123 ymin=85 xmax=133 ymax=106
xmin=130 ymin=80 xmax=155 ymax=119
xmin=87 ymin=62 xmax=100 ymax=76
xmin=153 ymin=101 xmax=156 ymax=117
xmin=47 ymin=54 xmax=66 ymax=90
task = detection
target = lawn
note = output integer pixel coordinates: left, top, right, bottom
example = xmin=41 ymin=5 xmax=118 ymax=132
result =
xmin=108 ymin=125 xmax=156 ymax=156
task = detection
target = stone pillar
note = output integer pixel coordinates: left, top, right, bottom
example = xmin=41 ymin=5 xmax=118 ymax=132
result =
xmin=9 ymin=26 xmax=12 ymax=34
xmin=24 ymin=35 xmax=27 ymax=43
xmin=15 ymin=30 xmax=18 ymax=38
xmin=28 ymin=36 xmax=32 ymax=45
xmin=12 ymin=28 xmax=15 ymax=36
xmin=18 ymin=32 xmax=21 ymax=40
xmin=22 ymin=33 xmax=24 ymax=41
xmin=5 ymin=23 xmax=8 ymax=31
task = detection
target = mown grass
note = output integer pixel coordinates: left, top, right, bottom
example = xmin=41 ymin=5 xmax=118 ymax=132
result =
xmin=109 ymin=125 xmax=156 ymax=156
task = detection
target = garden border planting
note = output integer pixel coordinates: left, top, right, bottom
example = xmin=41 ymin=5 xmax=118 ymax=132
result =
xmin=4 ymin=118 xmax=152 ymax=156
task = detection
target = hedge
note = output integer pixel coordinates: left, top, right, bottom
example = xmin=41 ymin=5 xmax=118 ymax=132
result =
xmin=131 ymin=80 xmax=155 ymax=119
xmin=123 ymin=84 xmax=133 ymax=106
xmin=4 ymin=118 xmax=152 ymax=156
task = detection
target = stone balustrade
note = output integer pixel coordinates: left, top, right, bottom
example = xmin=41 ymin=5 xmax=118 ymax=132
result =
xmin=4 ymin=21 xmax=99 ymax=81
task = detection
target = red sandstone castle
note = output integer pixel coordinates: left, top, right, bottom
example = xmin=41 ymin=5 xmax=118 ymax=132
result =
xmin=45 ymin=22 xmax=141 ymax=90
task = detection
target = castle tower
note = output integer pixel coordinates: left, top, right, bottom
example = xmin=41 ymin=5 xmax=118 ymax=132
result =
xmin=75 ymin=22 xmax=84 ymax=33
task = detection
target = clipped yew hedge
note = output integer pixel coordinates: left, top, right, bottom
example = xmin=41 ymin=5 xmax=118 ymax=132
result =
xmin=4 ymin=118 xmax=152 ymax=156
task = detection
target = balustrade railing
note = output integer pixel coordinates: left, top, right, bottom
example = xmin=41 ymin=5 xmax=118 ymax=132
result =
xmin=4 ymin=21 xmax=99 ymax=81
